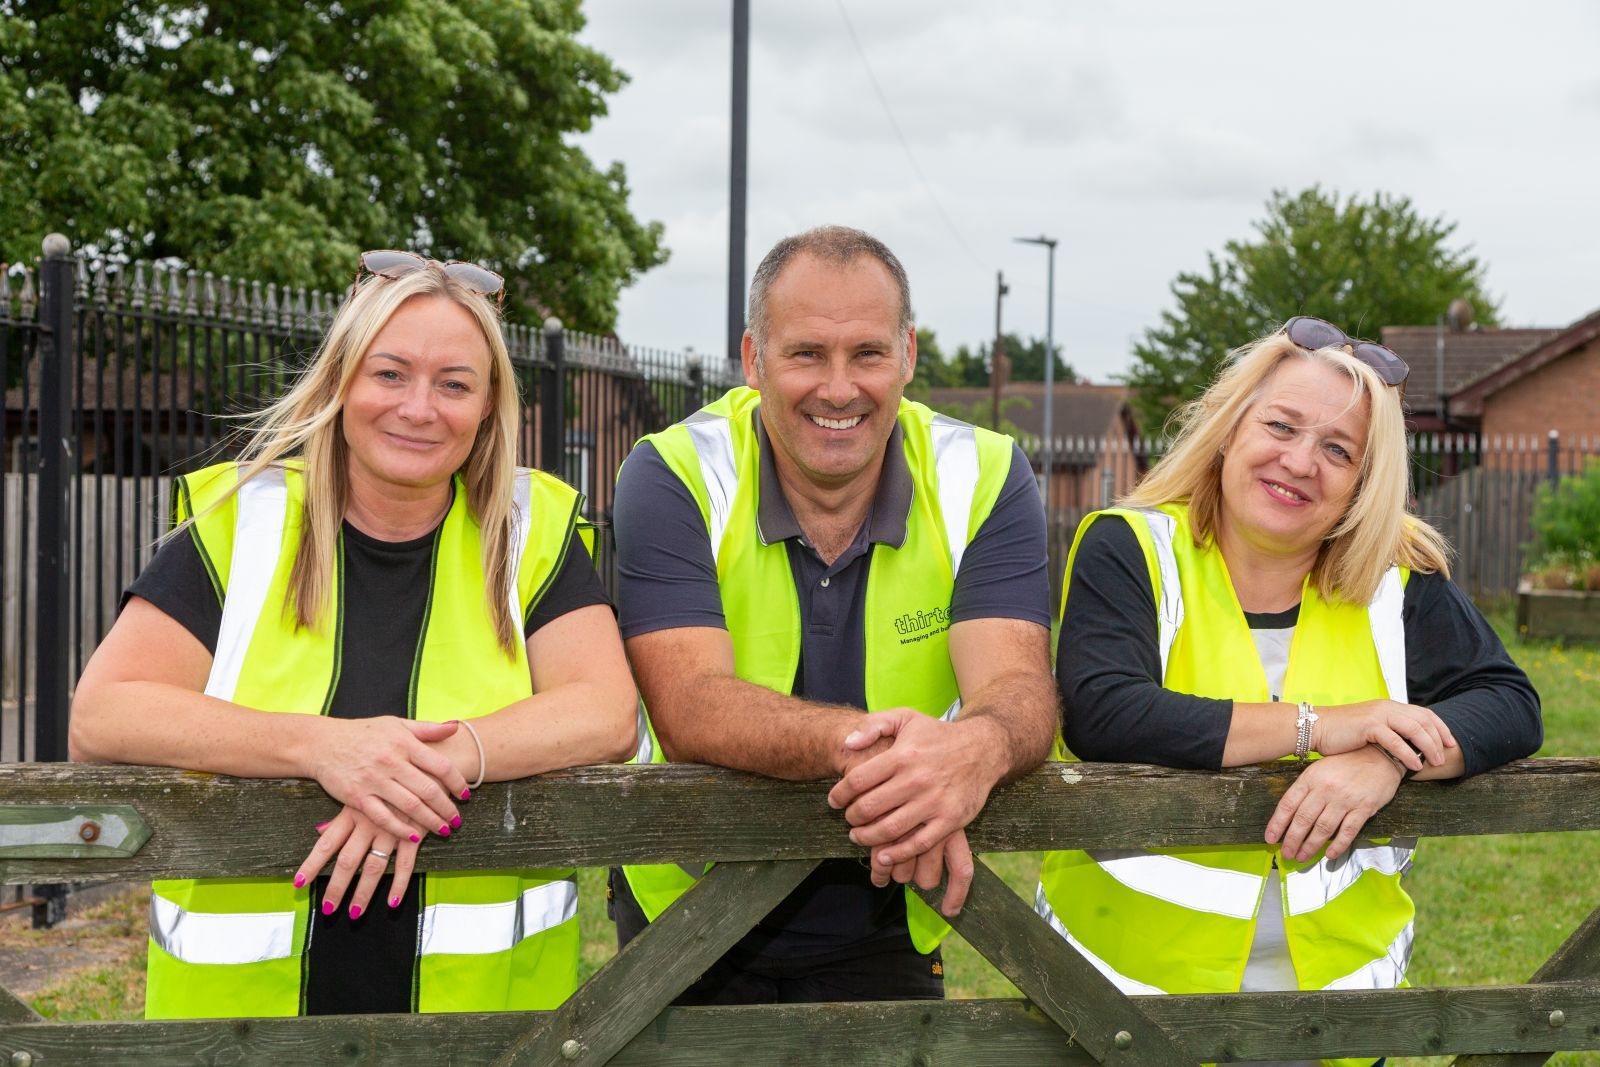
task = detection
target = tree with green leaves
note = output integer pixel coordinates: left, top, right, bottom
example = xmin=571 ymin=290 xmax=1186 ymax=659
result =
xmin=996 ymin=332 xmax=1075 ymax=384
xmin=0 ymin=1 xmax=665 ymax=330
xmin=1124 ymin=187 xmax=1499 ymax=431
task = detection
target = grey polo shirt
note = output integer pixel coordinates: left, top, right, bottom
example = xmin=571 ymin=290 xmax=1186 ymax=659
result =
xmin=613 ymin=408 xmax=1049 ymax=956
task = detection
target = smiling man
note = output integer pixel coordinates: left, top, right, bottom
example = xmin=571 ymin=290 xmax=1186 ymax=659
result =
xmin=609 ymin=225 xmax=1057 ymax=1004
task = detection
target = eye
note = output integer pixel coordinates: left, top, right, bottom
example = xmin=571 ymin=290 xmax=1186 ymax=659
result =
xmin=1264 ymin=419 xmax=1293 ymax=436
xmin=376 ymin=369 xmax=402 ymax=382
xmin=1325 ymin=442 xmax=1353 ymax=463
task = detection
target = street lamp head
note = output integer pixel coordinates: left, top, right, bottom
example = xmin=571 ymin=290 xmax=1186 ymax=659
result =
xmin=1014 ymin=235 xmax=1058 ymax=249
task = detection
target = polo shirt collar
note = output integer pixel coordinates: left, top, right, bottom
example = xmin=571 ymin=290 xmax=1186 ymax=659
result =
xmin=752 ymin=408 xmax=911 ymax=550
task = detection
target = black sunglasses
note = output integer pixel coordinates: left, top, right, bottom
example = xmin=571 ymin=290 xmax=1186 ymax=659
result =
xmin=1281 ymin=316 xmax=1409 ymax=386
xmin=356 ymin=250 xmax=505 ymax=308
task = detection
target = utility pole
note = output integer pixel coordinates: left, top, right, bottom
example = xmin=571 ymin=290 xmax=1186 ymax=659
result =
xmin=726 ymin=0 xmax=749 ymax=367
xmin=1014 ymin=235 xmax=1058 ymax=514
xmin=990 ymin=270 xmax=1010 ymax=431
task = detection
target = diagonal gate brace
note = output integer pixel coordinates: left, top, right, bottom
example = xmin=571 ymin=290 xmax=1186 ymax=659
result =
xmin=917 ymin=858 xmax=1197 ymax=1065
xmin=492 ymin=858 xmax=817 ymax=1067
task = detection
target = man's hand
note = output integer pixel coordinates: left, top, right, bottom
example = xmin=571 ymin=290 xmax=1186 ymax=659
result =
xmin=826 ymin=709 xmax=1004 ymax=868
xmin=1264 ymin=746 xmax=1405 ymax=862
xmin=868 ymin=827 xmax=975 ymax=917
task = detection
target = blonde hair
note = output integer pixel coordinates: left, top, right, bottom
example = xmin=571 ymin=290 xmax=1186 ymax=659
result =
xmin=207 ymin=266 xmax=523 ymax=654
xmin=1124 ymin=332 xmax=1451 ymax=605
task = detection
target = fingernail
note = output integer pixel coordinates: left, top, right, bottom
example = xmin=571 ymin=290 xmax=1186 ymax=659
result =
xmin=321 ymin=900 xmax=335 ymax=916
xmin=314 ymin=821 xmax=330 ymax=831
xmin=445 ymin=719 xmax=459 ymax=725
xmin=349 ymin=905 xmax=363 ymax=920
xmin=388 ymin=896 xmax=400 ymax=908
xmin=438 ymin=825 xmax=451 ymax=837
xmin=844 ymin=731 xmax=861 ymax=746
xmin=450 ymin=815 xmax=462 ymax=830
xmin=848 ymin=829 xmax=861 ymax=845
xmin=461 ymin=787 xmax=472 ymax=801
xmin=293 ymin=873 xmax=306 ymax=888
xmin=409 ymin=833 xmax=421 ymax=843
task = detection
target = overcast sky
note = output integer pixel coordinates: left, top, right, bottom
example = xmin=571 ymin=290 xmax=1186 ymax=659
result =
xmin=575 ymin=1 xmax=1600 ymax=383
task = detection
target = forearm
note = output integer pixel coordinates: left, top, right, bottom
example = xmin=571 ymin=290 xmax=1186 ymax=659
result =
xmin=652 ymin=673 xmax=866 ymax=780
xmin=69 ymin=680 xmax=325 ymax=777
xmin=957 ymin=667 xmax=1058 ymax=786
xmin=1221 ymin=701 xmax=1303 ymax=766
xmin=431 ymin=678 xmax=639 ymax=782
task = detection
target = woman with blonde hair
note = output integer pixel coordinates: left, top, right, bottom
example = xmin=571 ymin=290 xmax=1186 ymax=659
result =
xmin=71 ymin=252 xmax=636 ymax=1018
xmin=1037 ymin=317 xmax=1541 ymax=1067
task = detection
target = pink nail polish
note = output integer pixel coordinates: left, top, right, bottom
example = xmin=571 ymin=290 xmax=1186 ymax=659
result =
xmin=450 ymin=815 xmax=462 ymax=830
xmin=349 ymin=905 xmax=363 ymax=920
xmin=293 ymin=873 xmax=306 ymax=888
xmin=438 ymin=824 xmax=451 ymax=837
xmin=409 ymin=833 xmax=421 ymax=843
xmin=321 ymin=900 xmax=335 ymax=916
xmin=314 ymin=821 xmax=329 ymax=831
xmin=388 ymin=896 xmax=400 ymax=908
xmin=461 ymin=788 xmax=472 ymax=801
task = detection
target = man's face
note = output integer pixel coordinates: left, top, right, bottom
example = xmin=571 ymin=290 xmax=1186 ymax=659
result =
xmin=742 ymin=253 xmax=916 ymax=492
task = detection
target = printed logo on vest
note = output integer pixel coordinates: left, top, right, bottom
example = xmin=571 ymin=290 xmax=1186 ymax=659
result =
xmin=894 ymin=606 xmax=950 ymax=645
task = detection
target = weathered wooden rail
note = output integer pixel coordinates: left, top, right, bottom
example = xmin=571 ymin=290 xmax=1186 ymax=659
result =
xmin=2 ymin=759 xmax=1599 ymax=1065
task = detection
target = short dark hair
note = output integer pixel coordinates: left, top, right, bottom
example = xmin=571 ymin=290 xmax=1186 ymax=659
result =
xmin=746 ymin=225 xmax=913 ymax=357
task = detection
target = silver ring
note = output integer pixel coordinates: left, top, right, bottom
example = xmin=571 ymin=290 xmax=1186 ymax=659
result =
xmin=368 ymin=848 xmax=391 ymax=861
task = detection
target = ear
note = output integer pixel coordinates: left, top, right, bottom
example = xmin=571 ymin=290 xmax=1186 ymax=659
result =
xmin=741 ymin=330 xmax=761 ymax=389
xmin=902 ymin=326 xmax=918 ymax=383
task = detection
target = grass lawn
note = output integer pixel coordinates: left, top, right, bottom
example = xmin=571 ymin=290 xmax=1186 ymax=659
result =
xmin=11 ymin=608 xmax=1599 ymax=1064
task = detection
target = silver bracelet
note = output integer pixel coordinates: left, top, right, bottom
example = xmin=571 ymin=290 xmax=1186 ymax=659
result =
xmin=456 ymin=718 xmax=487 ymax=790
xmin=1294 ymin=702 xmax=1318 ymax=761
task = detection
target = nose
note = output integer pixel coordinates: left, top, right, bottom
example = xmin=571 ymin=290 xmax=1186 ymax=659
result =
xmin=1280 ymin=433 xmax=1318 ymax=478
xmin=396 ymin=381 xmax=436 ymax=424
xmin=817 ymin=356 xmax=859 ymax=408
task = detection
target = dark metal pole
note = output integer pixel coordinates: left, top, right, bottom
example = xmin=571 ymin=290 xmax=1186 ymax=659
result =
xmin=726 ymin=0 xmax=749 ymax=367
xmin=541 ymin=317 xmax=565 ymax=477
xmin=990 ymin=271 xmax=1008 ymax=431
xmin=1548 ymin=429 xmax=1560 ymax=485
xmin=34 ymin=233 xmax=74 ymax=928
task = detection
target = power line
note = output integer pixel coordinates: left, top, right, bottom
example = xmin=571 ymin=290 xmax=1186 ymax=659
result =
xmin=834 ymin=0 xmax=985 ymax=269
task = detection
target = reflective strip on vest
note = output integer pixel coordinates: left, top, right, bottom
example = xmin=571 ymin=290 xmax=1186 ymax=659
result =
xmin=1283 ymin=839 xmax=1415 ymax=917
xmin=1322 ymin=920 xmax=1414 ymax=990
xmin=205 ymin=468 xmax=289 ymax=701
xmin=929 ymin=415 xmax=979 ymax=576
xmin=1368 ymin=566 xmax=1408 ymax=703
xmin=1133 ymin=507 xmax=1185 ymax=679
xmin=632 ymin=700 xmax=653 ymax=763
xmin=682 ymin=412 xmax=738 ymax=563
xmin=150 ymin=893 xmax=298 ymax=966
xmin=419 ymin=879 xmax=577 ymax=957
xmin=1086 ymin=849 xmax=1263 ymax=920
xmin=506 ymin=471 xmax=533 ymax=624
xmin=1033 ymin=883 xmax=1166 ymax=995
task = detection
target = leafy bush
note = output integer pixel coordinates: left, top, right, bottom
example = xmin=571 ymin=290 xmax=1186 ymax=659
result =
xmin=1525 ymin=458 xmax=1600 ymax=591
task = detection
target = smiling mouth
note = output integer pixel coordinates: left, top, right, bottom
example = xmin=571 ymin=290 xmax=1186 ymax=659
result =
xmin=385 ymin=432 xmax=439 ymax=448
xmin=1263 ymin=479 xmax=1310 ymax=504
xmin=807 ymin=414 xmax=864 ymax=431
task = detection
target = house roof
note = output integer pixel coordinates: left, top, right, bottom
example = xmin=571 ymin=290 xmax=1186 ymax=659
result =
xmin=1447 ymin=306 xmax=1600 ymax=416
xmin=927 ymin=382 xmax=1133 ymax=444
xmin=1379 ymin=325 xmax=1560 ymax=402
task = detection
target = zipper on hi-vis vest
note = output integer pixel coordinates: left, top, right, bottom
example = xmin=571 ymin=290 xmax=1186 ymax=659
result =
xmin=317 ymin=535 xmax=347 ymax=716
xmin=405 ymin=526 xmax=445 ymax=719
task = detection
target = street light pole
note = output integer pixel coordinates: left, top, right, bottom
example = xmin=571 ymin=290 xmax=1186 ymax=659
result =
xmin=727 ymin=0 xmax=749 ymax=367
xmin=1015 ymin=235 xmax=1058 ymax=515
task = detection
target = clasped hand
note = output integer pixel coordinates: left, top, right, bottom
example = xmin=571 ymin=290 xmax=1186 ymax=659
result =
xmin=825 ymin=709 xmax=998 ymax=916
xmin=1311 ymin=699 xmax=1456 ymax=771
xmin=1265 ymin=745 xmax=1405 ymax=863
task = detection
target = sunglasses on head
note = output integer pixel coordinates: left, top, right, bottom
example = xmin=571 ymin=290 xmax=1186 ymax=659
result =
xmin=1281 ymin=316 xmax=1409 ymax=386
xmin=356 ymin=249 xmax=505 ymax=308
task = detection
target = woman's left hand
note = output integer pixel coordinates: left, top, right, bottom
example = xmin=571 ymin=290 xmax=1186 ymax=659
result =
xmin=1264 ymin=746 xmax=1405 ymax=863
xmin=294 ymin=805 xmax=422 ymax=919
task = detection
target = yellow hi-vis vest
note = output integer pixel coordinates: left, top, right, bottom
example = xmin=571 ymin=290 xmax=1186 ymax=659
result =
xmin=622 ymin=387 xmax=1014 ymax=954
xmin=1037 ymin=504 xmax=1412 ymax=1067
xmin=145 ymin=461 xmax=588 ymax=1019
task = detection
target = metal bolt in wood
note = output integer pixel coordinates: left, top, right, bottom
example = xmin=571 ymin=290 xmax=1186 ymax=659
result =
xmin=11 ymin=1051 xmax=34 ymax=1067
xmin=78 ymin=821 xmax=100 ymax=843
xmin=1549 ymin=1009 xmax=1567 ymax=1028
xmin=560 ymin=1039 xmax=582 ymax=1060
xmin=1113 ymin=1030 xmax=1134 ymax=1050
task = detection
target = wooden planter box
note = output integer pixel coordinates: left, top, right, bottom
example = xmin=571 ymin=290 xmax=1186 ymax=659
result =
xmin=1518 ymin=582 xmax=1600 ymax=641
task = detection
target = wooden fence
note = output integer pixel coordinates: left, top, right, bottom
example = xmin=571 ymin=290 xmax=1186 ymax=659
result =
xmin=3 ymin=760 xmax=1600 ymax=1064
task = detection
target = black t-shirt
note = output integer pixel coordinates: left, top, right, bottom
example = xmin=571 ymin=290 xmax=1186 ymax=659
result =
xmin=125 ymin=512 xmax=611 ymax=1015
xmin=1055 ymin=515 xmax=1543 ymax=773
